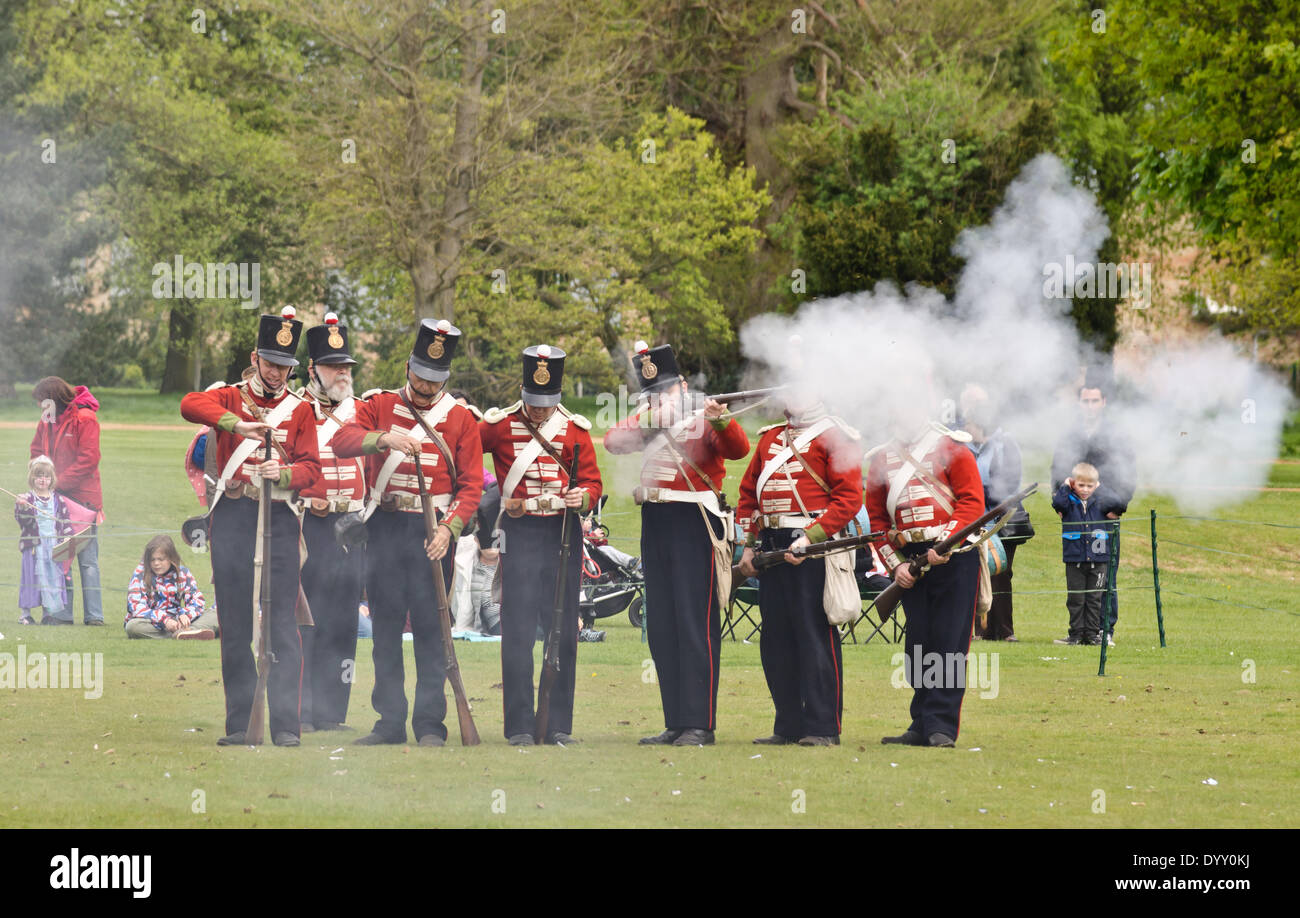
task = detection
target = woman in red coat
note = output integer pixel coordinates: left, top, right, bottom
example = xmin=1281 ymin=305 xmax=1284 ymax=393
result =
xmin=29 ymin=377 xmax=104 ymax=625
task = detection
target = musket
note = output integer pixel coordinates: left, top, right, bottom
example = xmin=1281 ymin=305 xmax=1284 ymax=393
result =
xmin=535 ymin=444 xmax=583 ymax=745
xmin=246 ymin=430 xmax=274 ymax=745
xmin=729 ymin=529 xmax=887 ymax=603
xmin=704 ymin=385 xmax=788 ymax=405
xmin=414 ymin=459 xmax=481 ymax=746
xmin=637 ymin=384 xmax=787 ymax=410
xmin=873 ymin=483 xmax=1038 ymax=624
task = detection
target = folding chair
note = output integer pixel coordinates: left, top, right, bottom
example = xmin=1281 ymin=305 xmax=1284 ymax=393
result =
xmin=722 ymin=543 xmax=762 ymax=641
xmin=839 ymin=574 xmax=905 ymax=645
xmin=724 ymin=579 xmax=763 ymax=642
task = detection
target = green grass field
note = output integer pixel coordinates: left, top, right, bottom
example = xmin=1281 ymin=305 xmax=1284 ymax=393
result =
xmin=1 ymin=392 xmax=1297 ymax=827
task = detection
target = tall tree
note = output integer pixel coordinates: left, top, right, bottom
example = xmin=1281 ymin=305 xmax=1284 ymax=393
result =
xmin=17 ymin=1 xmax=323 ymax=391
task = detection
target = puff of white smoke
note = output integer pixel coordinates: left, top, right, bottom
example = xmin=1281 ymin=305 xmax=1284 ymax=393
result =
xmin=738 ymin=153 xmax=1293 ymax=512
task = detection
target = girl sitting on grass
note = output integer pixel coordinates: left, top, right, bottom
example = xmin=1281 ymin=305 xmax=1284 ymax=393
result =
xmin=14 ymin=455 xmax=74 ymax=625
xmin=124 ymin=535 xmax=215 ymax=639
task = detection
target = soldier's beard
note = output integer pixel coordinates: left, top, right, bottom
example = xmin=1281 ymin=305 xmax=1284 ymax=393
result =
xmin=311 ymin=372 xmax=354 ymax=404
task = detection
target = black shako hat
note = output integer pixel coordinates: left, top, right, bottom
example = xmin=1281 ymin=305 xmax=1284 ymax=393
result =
xmin=632 ymin=339 xmax=681 ymax=393
xmin=409 ymin=318 xmax=461 ymax=382
xmin=256 ymin=306 xmax=303 ymax=367
xmin=521 ymin=344 xmax=566 ymax=407
xmin=305 ymin=312 xmax=358 ymax=366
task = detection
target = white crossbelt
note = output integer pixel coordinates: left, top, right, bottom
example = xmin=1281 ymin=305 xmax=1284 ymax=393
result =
xmin=754 ymin=417 xmax=835 ymax=500
xmin=208 ymin=388 xmax=302 ymax=517
xmin=501 ymin=410 xmax=566 ymax=500
xmin=362 ymin=391 xmax=455 ymax=522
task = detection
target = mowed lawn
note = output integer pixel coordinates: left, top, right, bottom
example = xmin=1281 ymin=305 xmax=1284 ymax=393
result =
xmin=0 ymin=393 xmax=1297 ymax=828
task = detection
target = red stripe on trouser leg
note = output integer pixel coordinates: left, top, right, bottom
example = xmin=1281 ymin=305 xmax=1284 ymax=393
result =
xmin=705 ymin=547 xmax=715 ymax=730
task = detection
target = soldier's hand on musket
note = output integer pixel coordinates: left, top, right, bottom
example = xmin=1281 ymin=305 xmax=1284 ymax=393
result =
xmin=256 ymin=458 xmax=281 ymax=480
xmin=894 ymin=562 xmax=918 ymax=589
xmin=377 ymin=430 xmax=421 ymax=456
xmin=739 ymin=546 xmax=758 ymax=579
xmin=425 ymin=524 xmax=452 ymax=561
xmin=702 ymin=398 xmax=725 ymax=420
xmin=784 ymin=533 xmax=811 ymax=566
xmin=559 ymin=486 xmax=585 ymax=509
xmin=926 ymin=547 xmax=951 ymax=567
xmin=233 ymin=419 xmax=274 ymax=441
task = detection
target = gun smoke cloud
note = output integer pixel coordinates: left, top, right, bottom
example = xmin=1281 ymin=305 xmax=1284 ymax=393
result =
xmin=740 ymin=154 xmax=1293 ymax=512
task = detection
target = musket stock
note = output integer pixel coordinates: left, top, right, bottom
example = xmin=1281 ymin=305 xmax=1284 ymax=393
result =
xmin=415 ymin=460 xmax=481 ymax=746
xmin=873 ymin=483 xmax=1038 ymax=624
xmin=246 ymin=430 xmax=274 ymax=744
xmin=536 ymin=444 xmax=583 ymax=744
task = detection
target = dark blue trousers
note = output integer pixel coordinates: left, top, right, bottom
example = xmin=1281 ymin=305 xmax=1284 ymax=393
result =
xmin=211 ymin=498 xmax=303 ymax=738
xmin=641 ymin=502 xmax=722 ymax=732
xmin=898 ymin=546 xmax=980 ymax=740
xmin=299 ymin=512 xmax=364 ymax=727
xmin=757 ymin=529 xmax=842 ymax=738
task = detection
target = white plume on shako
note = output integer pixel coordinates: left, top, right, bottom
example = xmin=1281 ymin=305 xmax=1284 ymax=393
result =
xmin=740 ymin=154 xmax=1293 ymax=511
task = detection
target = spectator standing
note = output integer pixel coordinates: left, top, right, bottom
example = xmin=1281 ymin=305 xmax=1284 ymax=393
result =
xmin=29 ymin=377 xmax=104 ymax=625
xmin=1050 ymin=379 xmax=1136 ymax=641
xmin=959 ymin=385 xmax=1032 ymax=642
xmin=14 ymin=456 xmax=74 ymax=624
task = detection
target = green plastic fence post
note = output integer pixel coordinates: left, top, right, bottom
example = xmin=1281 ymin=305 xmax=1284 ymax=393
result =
xmin=1151 ymin=509 xmax=1167 ymax=647
xmin=1098 ymin=520 xmax=1119 ymax=676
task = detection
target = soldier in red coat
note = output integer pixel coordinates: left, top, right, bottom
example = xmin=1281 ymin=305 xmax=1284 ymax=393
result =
xmin=294 ymin=313 xmax=367 ymax=733
xmin=332 ymin=319 xmax=483 ymax=747
xmin=864 ymin=419 xmax=985 ymax=748
xmin=737 ymin=390 xmax=863 ymax=746
xmin=605 ymin=342 xmax=750 ymax=746
xmin=180 ymin=308 xmax=322 ymax=747
xmin=478 ymin=345 xmax=603 ymax=745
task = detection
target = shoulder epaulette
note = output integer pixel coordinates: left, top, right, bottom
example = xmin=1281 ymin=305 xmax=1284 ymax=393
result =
xmin=757 ymin=421 xmax=786 ymax=435
xmin=557 ymin=403 xmax=591 ymax=430
xmin=863 ymin=443 xmax=889 ymax=462
xmin=829 ymin=416 xmax=861 ymax=441
xmin=360 ymin=387 xmax=387 ymax=400
xmin=931 ymin=420 xmax=972 ymax=444
xmin=482 ymin=400 xmax=521 ymax=425
xmin=205 ymin=380 xmax=230 ymax=392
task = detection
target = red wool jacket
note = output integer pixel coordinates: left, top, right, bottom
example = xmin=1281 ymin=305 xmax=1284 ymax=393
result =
xmin=478 ymin=405 xmax=603 ymax=514
xmin=29 ymin=386 xmax=103 ymax=511
xmin=736 ymin=418 xmax=863 ymax=544
xmin=604 ymin=409 xmax=750 ymax=493
xmin=863 ymin=431 xmax=985 ymax=574
xmin=179 ymin=382 xmax=321 ymax=493
xmin=332 ymin=388 xmax=483 ymax=535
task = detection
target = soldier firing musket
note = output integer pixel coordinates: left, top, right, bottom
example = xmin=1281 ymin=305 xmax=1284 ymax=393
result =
xmin=605 ymin=341 xmax=750 ymax=747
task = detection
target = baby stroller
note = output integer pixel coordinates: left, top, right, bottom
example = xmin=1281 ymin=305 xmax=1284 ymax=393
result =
xmin=578 ymin=504 xmax=646 ymax=629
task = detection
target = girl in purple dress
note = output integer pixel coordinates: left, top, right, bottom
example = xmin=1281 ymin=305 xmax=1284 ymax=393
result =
xmin=15 ymin=456 xmax=74 ymax=624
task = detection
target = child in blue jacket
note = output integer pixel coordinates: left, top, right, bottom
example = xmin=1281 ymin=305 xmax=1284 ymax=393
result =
xmin=1051 ymin=462 xmax=1119 ymax=645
